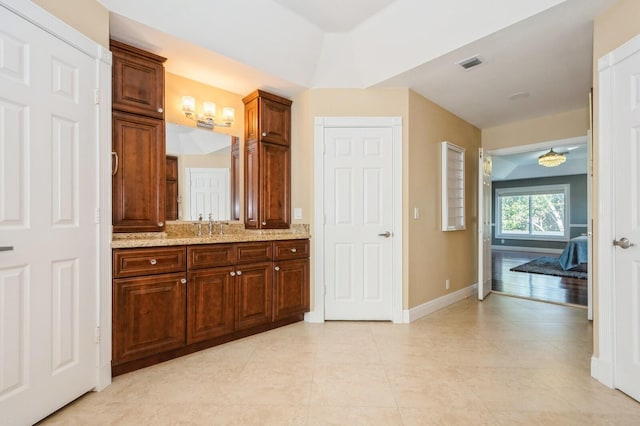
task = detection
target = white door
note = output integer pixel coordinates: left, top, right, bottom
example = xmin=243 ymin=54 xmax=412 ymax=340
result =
xmin=478 ymin=149 xmax=492 ymax=300
xmin=185 ymin=168 xmax=230 ymax=221
xmin=324 ymin=127 xmax=394 ymax=320
xmin=0 ymin=5 xmax=98 ymax=425
xmin=612 ymin=44 xmax=640 ymax=402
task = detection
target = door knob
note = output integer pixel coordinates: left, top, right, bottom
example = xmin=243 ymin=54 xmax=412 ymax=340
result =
xmin=613 ymin=237 xmax=634 ymax=249
xmin=378 ymin=231 xmax=392 ymax=238
xmin=0 ymin=246 xmax=13 ymax=252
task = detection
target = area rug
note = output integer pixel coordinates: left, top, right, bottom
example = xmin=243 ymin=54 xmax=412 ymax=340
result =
xmin=510 ymin=256 xmax=588 ymax=280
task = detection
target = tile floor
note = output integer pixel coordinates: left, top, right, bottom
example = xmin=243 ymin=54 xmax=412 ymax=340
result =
xmin=40 ymin=295 xmax=640 ymax=425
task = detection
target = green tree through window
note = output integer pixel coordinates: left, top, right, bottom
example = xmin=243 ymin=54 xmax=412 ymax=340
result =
xmin=496 ymin=185 xmax=568 ymax=240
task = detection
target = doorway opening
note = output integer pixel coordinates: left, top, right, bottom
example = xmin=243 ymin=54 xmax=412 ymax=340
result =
xmin=485 ymin=136 xmax=591 ymax=312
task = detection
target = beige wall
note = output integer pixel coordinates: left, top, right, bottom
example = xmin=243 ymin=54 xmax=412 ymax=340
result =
xmin=591 ymin=0 xmax=640 ymax=357
xmin=408 ymin=91 xmax=481 ymax=307
xmin=33 ymin=0 xmax=109 ymax=47
xmin=165 ymin=72 xmax=244 ymax=138
xmin=482 ymin=108 xmax=589 ymax=151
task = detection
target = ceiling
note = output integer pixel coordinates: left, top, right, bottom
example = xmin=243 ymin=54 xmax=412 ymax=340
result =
xmin=490 ymin=137 xmax=588 ymax=181
xmin=102 ymin=0 xmax=619 ymax=128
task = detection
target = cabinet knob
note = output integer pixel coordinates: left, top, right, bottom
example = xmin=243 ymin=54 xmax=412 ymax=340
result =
xmin=150 ymin=259 xmax=157 ymax=265
xmin=261 ymin=222 xmax=267 ymax=226
xmin=180 ymin=278 xmax=186 ymax=284
xmin=158 ymin=222 xmax=164 ymax=227
xmin=236 ymin=270 xmax=242 ymax=276
xmin=262 ymin=132 xmax=267 ymax=137
xmin=291 ymin=248 xmax=297 ymax=253
xmin=230 ymin=271 xmax=236 ymax=277
xmin=274 ymin=266 xmax=280 ymax=271
xmin=157 ymin=107 xmax=164 ymax=113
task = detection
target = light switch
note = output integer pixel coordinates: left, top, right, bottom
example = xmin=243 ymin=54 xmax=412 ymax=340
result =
xmin=294 ymin=207 xmax=302 ymax=220
xmin=413 ymin=207 xmax=420 ymax=219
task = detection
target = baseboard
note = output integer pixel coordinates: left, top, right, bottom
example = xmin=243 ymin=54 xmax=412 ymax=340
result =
xmin=304 ymin=310 xmax=325 ymax=323
xmin=407 ymin=284 xmax=478 ymax=322
xmin=591 ymin=356 xmax=615 ymax=388
xmin=491 ymin=245 xmax=563 ymax=254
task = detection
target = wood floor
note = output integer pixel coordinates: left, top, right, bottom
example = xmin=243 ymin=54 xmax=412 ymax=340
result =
xmin=492 ymin=250 xmax=588 ymax=306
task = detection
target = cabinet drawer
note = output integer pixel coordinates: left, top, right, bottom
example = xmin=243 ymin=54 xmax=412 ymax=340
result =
xmin=273 ymin=239 xmax=309 ymax=260
xmin=113 ymin=247 xmax=186 ymax=278
xmin=188 ymin=244 xmax=236 ymax=269
xmin=237 ymin=242 xmax=272 ymax=264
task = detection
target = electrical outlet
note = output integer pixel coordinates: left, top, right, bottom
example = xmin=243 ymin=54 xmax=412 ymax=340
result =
xmin=293 ymin=207 xmax=302 ymax=220
xmin=445 ymin=279 xmax=450 ymax=290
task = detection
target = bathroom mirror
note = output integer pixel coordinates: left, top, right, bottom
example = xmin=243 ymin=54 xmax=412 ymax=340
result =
xmin=165 ymin=122 xmax=239 ymax=222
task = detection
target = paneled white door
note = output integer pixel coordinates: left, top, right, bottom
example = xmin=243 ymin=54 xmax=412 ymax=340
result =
xmin=324 ymin=127 xmax=394 ymax=320
xmin=186 ymin=168 xmax=230 ymax=221
xmin=612 ymin=41 xmax=640 ymax=402
xmin=478 ymin=149 xmax=492 ymax=300
xmin=0 ymin=5 xmax=98 ymax=425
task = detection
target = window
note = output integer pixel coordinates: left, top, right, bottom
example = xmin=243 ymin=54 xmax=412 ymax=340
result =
xmin=495 ymin=184 xmax=570 ymax=241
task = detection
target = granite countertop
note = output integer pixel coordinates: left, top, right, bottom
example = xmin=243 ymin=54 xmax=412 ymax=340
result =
xmin=111 ymin=223 xmax=310 ymax=249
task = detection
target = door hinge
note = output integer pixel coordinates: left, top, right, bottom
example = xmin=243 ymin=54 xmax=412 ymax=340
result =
xmin=94 ymin=208 xmax=100 ymax=224
xmin=94 ymin=89 xmax=101 ymax=105
xmin=324 ymin=285 xmax=326 ymax=296
xmin=94 ymin=326 xmax=101 ymax=344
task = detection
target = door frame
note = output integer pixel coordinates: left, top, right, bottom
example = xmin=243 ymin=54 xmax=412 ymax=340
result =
xmin=592 ymin=33 xmax=640 ymax=389
xmin=0 ymin=0 xmax=113 ymax=391
xmin=308 ymin=117 xmax=404 ymax=323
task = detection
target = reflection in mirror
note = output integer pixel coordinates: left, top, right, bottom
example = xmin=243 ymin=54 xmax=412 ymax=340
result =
xmin=165 ymin=123 xmax=236 ymax=222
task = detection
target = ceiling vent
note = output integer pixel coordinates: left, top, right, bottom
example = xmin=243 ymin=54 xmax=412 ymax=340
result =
xmin=457 ymin=55 xmax=483 ymax=71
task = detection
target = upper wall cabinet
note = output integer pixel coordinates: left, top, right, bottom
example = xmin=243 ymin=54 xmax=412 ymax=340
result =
xmin=111 ymin=40 xmax=167 ymax=232
xmin=244 ymin=90 xmax=292 ymax=147
xmin=243 ymin=90 xmax=292 ymax=229
xmin=111 ymin=40 xmax=166 ymax=120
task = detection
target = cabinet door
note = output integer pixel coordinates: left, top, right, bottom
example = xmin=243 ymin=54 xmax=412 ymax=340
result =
xmin=187 ymin=267 xmax=235 ymax=343
xmin=166 ymin=155 xmax=178 ymax=221
xmin=112 ymin=111 xmax=165 ymax=232
xmin=111 ymin=40 xmax=165 ymax=119
xmin=244 ymin=139 xmax=259 ymax=229
xmin=260 ymin=97 xmax=291 ymax=146
xmin=112 ymin=273 xmax=186 ymax=365
xmin=273 ymin=258 xmax=310 ymax=321
xmin=235 ymin=262 xmax=273 ymax=330
xmin=260 ymin=142 xmax=290 ymax=229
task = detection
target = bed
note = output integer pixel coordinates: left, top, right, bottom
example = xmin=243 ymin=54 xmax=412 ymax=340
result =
xmin=558 ymin=235 xmax=588 ymax=270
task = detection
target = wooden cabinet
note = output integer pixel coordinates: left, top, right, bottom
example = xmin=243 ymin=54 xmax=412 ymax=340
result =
xmin=187 ymin=267 xmax=235 ymax=343
xmin=111 ymin=40 xmax=167 ymax=233
xmin=235 ymin=262 xmax=273 ymax=330
xmin=111 ymin=40 xmax=165 ymax=119
xmin=166 ymin=156 xmax=178 ymax=221
xmin=243 ymin=90 xmax=292 ymax=229
xmin=112 ymin=239 xmax=308 ymax=375
xmin=230 ymin=136 xmax=240 ymax=221
xmin=273 ymin=240 xmax=310 ymax=321
xmin=112 ymin=111 xmax=165 ymax=232
xmin=112 ymin=247 xmax=187 ymax=366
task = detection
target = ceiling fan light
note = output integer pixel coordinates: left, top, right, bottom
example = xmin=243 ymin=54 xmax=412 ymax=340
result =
xmin=538 ymin=148 xmax=566 ymax=167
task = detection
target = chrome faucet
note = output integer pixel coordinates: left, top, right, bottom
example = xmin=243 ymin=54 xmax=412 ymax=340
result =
xmin=208 ymin=213 xmax=214 ymax=236
xmin=193 ymin=214 xmax=203 ymax=237
xmin=218 ymin=221 xmax=228 ymax=235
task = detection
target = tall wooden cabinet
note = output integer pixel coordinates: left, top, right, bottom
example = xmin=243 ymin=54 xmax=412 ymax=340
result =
xmin=242 ymin=90 xmax=292 ymax=229
xmin=111 ymin=40 xmax=167 ymax=232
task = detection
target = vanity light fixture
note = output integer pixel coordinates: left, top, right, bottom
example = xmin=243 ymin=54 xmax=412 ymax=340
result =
xmin=538 ymin=148 xmax=566 ymax=167
xmin=182 ymin=96 xmax=235 ymax=130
